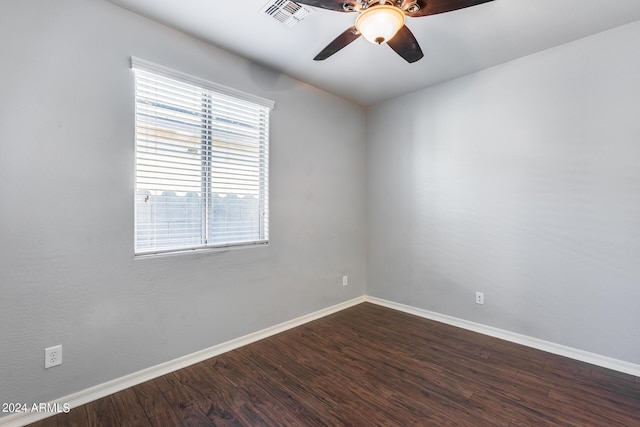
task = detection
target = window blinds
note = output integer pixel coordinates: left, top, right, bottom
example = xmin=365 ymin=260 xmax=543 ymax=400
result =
xmin=132 ymin=58 xmax=272 ymax=255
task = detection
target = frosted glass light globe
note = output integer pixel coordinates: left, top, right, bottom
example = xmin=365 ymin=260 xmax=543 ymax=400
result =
xmin=355 ymin=5 xmax=406 ymax=45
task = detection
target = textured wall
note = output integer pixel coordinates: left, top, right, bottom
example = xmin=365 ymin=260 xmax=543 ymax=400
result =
xmin=366 ymin=21 xmax=640 ymax=364
xmin=0 ymin=0 xmax=366 ymax=407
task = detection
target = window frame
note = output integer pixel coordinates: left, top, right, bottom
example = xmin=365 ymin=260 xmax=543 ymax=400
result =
xmin=131 ymin=57 xmax=274 ymax=256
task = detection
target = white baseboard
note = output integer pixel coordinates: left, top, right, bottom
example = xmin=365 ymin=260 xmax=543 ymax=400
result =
xmin=0 ymin=296 xmax=366 ymax=427
xmin=365 ymin=296 xmax=640 ymax=377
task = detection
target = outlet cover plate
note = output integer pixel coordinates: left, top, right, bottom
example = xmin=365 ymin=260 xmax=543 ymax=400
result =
xmin=45 ymin=345 xmax=62 ymax=369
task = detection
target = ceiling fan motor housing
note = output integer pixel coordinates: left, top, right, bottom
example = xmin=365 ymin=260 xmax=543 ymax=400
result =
xmin=342 ymin=0 xmax=421 ymax=13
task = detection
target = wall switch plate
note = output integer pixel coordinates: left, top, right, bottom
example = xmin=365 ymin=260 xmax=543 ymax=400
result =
xmin=342 ymin=275 xmax=348 ymax=286
xmin=475 ymin=292 xmax=484 ymax=305
xmin=45 ymin=345 xmax=62 ymax=369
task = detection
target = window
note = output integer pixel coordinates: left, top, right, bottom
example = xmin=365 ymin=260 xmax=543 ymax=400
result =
xmin=132 ymin=58 xmax=273 ymax=255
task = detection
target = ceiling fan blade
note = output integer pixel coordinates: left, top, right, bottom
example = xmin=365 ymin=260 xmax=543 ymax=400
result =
xmin=387 ymin=25 xmax=424 ymax=63
xmin=314 ymin=26 xmax=361 ymax=61
xmin=404 ymin=0 xmax=494 ymax=18
xmin=295 ymin=0 xmax=357 ymax=12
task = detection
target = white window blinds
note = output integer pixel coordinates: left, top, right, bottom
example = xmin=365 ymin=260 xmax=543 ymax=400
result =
xmin=132 ymin=58 xmax=273 ymax=255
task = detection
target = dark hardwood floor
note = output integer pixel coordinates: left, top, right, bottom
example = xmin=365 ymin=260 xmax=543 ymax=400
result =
xmin=27 ymin=303 xmax=640 ymax=426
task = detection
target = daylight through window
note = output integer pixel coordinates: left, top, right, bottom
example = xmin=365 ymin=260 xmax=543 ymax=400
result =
xmin=132 ymin=58 xmax=273 ymax=255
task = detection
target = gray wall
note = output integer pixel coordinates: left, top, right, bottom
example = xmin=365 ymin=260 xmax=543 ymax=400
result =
xmin=0 ymin=0 xmax=366 ymax=406
xmin=367 ymin=20 xmax=640 ymax=364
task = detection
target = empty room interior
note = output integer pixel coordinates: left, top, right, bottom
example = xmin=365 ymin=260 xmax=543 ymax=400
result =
xmin=1 ymin=0 xmax=640 ymax=426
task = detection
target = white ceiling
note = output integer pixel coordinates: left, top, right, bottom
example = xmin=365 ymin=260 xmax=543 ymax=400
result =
xmin=107 ymin=0 xmax=640 ymax=105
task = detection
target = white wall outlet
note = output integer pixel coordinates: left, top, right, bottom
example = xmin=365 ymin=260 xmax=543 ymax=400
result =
xmin=45 ymin=345 xmax=62 ymax=369
xmin=342 ymin=275 xmax=348 ymax=286
xmin=475 ymin=292 xmax=484 ymax=305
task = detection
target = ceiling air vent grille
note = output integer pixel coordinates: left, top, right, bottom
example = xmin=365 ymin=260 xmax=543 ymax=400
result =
xmin=261 ymin=0 xmax=312 ymax=28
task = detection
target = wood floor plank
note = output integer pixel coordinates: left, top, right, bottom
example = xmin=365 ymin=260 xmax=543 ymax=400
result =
xmin=227 ymin=348 xmax=343 ymax=425
xmin=154 ymin=374 xmax=218 ymax=427
xmin=110 ymin=387 xmax=151 ymax=425
xmin=172 ymin=365 xmax=245 ymax=426
xmin=172 ymin=409 xmax=217 ymax=427
xmin=146 ymin=408 xmax=184 ymax=427
xmin=517 ymin=368 xmax=640 ymax=411
xmin=155 ymin=374 xmax=198 ymax=415
xmin=119 ymin=417 xmax=154 ymax=427
xmin=53 ymin=404 xmax=91 ymax=427
xmin=23 ymin=303 xmax=640 ymax=427
xmin=132 ymin=379 xmax=172 ymax=419
xmin=82 ymin=396 xmax=120 ymax=426
xmin=25 ymin=414 xmax=57 ymax=427
xmin=548 ymin=388 xmax=640 ymax=425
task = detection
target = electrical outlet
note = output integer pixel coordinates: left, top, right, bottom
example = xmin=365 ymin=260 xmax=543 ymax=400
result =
xmin=342 ymin=275 xmax=348 ymax=287
xmin=45 ymin=345 xmax=62 ymax=369
xmin=475 ymin=292 xmax=484 ymax=305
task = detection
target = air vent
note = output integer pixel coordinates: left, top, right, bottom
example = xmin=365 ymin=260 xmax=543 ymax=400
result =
xmin=261 ymin=0 xmax=312 ymax=28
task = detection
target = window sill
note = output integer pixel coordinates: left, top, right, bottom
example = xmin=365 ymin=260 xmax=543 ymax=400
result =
xmin=134 ymin=240 xmax=269 ymax=259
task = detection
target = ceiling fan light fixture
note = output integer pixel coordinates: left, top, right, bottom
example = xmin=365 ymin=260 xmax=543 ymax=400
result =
xmin=355 ymin=5 xmax=406 ymax=45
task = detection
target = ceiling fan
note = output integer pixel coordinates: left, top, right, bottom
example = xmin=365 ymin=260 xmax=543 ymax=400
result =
xmin=294 ymin=0 xmax=494 ymax=63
